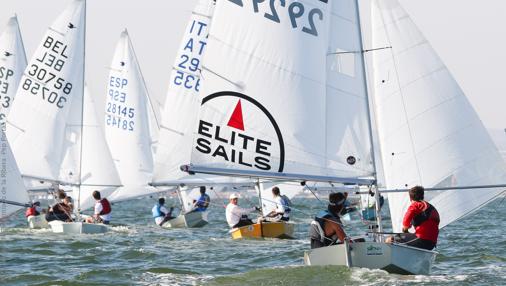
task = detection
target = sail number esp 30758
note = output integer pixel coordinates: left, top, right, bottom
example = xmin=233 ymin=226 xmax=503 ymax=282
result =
xmin=21 ymin=36 xmax=73 ymax=109
xmin=228 ymin=0 xmax=325 ymax=37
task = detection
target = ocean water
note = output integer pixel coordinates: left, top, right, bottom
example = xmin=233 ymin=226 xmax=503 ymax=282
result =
xmin=0 ymin=195 xmax=504 ymax=286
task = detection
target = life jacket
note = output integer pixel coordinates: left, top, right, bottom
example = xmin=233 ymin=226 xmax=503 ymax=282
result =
xmin=99 ymin=198 xmax=111 ymax=215
xmin=25 ymin=206 xmax=38 ymax=217
xmin=281 ymin=195 xmax=291 ymax=213
xmin=411 ymin=202 xmax=440 ymax=227
xmin=152 ymin=204 xmax=166 ymax=218
xmin=309 ymin=210 xmax=340 ymax=245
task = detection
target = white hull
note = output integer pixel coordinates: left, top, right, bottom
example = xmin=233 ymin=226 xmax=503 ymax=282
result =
xmin=27 ymin=215 xmax=49 ymax=229
xmin=49 ymin=221 xmax=109 ymax=234
xmin=161 ymin=211 xmax=208 ymax=228
xmin=304 ymin=241 xmax=437 ymax=275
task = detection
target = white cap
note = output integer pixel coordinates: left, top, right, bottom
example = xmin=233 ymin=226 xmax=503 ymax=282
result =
xmin=229 ymin=193 xmax=239 ymax=200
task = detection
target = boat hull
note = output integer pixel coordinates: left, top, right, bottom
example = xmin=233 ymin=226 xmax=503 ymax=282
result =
xmin=161 ymin=211 xmax=208 ymax=228
xmin=27 ymin=215 xmax=49 ymax=229
xmin=48 ymin=221 xmax=109 ymax=234
xmin=230 ymin=221 xmax=295 ymax=239
xmin=304 ymin=241 xmax=437 ymax=275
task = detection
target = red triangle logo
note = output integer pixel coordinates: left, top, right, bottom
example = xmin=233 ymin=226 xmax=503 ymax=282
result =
xmin=227 ymin=100 xmax=245 ymax=131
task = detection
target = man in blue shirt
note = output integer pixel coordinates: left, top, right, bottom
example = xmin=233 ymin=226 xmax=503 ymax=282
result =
xmin=193 ymin=186 xmax=210 ymax=212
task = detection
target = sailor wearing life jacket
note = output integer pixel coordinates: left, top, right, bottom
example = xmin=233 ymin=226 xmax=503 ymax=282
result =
xmin=85 ymin=190 xmax=112 ymax=224
xmin=25 ymin=201 xmax=43 ymax=217
xmin=152 ymin=197 xmax=174 ymax=226
xmin=387 ymin=186 xmax=440 ymax=250
xmin=264 ymin=186 xmax=291 ymax=222
xmin=193 ymin=186 xmax=211 ymax=212
xmin=309 ymin=192 xmax=349 ymax=249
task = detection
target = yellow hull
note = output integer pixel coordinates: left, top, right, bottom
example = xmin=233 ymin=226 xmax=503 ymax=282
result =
xmin=230 ymin=221 xmax=295 ymax=239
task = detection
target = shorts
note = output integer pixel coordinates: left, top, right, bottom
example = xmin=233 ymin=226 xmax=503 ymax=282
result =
xmin=395 ymin=233 xmax=436 ymax=250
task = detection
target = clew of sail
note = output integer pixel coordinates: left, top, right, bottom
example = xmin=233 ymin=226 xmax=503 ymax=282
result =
xmin=6 ymin=0 xmax=85 ymax=183
xmin=187 ymin=0 xmax=374 ymax=183
xmin=0 ymin=15 xmax=27 ymax=121
xmin=371 ymin=0 xmax=506 ymax=231
xmin=105 ymin=30 xmax=155 ymax=202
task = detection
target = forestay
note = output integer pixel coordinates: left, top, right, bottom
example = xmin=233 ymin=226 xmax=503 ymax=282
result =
xmin=0 ymin=15 xmax=27 ymax=121
xmin=104 ymin=31 xmax=155 ymax=202
xmin=0 ymin=128 xmax=29 ymax=219
xmin=371 ymin=0 xmax=506 ymax=231
xmin=189 ymin=0 xmax=374 ymax=181
xmin=7 ymin=0 xmax=85 ymax=183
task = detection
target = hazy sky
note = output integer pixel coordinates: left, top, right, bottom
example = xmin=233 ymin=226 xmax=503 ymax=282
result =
xmin=1 ymin=0 xmax=506 ymax=129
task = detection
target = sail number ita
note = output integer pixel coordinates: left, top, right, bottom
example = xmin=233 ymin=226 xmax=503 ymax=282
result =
xmin=228 ymin=0 xmax=325 ymax=37
xmin=106 ymin=76 xmax=135 ymax=132
xmin=21 ymin=36 xmax=73 ymax=108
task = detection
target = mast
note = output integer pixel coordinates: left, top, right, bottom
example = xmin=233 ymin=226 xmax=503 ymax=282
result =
xmin=354 ymin=0 xmax=383 ymax=234
xmin=77 ymin=0 xmax=87 ymax=213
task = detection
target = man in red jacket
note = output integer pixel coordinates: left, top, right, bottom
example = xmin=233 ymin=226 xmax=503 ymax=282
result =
xmin=387 ymin=186 xmax=440 ymax=250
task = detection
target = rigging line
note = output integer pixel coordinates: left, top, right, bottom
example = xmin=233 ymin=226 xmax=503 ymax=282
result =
xmin=376 ymin=1 xmax=423 ymax=185
xmin=327 ymin=46 xmax=392 ymax=55
xmin=128 ymin=33 xmax=162 ymax=131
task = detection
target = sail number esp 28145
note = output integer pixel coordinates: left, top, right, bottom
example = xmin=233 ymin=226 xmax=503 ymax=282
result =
xmin=228 ymin=0 xmax=326 ymax=36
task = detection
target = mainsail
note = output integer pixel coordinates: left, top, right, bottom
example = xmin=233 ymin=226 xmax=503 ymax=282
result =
xmin=371 ymin=0 xmax=506 ymax=231
xmin=7 ymin=0 xmax=85 ymax=182
xmin=187 ymin=0 xmax=374 ymax=182
xmin=0 ymin=15 xmax=27 ymax=121
xmin=104 ymin=30 xmax=155 ymax=202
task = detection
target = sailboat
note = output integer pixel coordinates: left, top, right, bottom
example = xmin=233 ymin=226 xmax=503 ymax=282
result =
xmin=6 ymin=0 xmax=121 ymax=234
xmin=103 ymin=30 xmax=158 ymax=203
xmin=304 ymin=0 xmax=506 ymax=274
xmin=179 ymin=0 xmax=506 ymax=274
xmin=0 ymin=15 xmax=35 ymax=224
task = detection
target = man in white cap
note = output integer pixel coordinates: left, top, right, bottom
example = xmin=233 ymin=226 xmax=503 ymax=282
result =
xmin=225 ymin=193 xmax=260 ymax=228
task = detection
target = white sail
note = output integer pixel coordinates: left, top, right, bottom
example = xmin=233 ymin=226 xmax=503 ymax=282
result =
xmin=371 ymin=0 xmax=506 ymax=231
xmin=153 ymin=0 xmax=222 ymax=185
xmin=0 ymin=127 xmax=29 ymax=219
xmin=74 ymin=85 xmax=121 ymax=211
xmin=104 ymin=31 xmax=154 ymax=202
xmin=6 ymin=0 xmax=85 ymax=183
xmin=188 ymin=0 xmax=373 ymax=180
xmin=0 ymin=15 xmax=27 ymax=121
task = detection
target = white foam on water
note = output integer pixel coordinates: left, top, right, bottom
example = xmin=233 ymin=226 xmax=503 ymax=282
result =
xmin=137 ymin=272 xmax=214 ymax=286
xmin=349 ymin=267 xmax=470 ymax=284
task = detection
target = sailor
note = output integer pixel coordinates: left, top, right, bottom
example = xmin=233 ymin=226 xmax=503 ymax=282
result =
xmin=386 ymin=186 xmax=440 ymax=250
xmin=45 ymin=190 xmax=72 ymax=222
xmin=193 ymin=186 xmax=210 ymax=212
xmin=25 ymin=201 xmax=43 ymax=217
xmin=225 ymin=193 xmax=260 ymax=228
xmin=152 ymin=197 xmax=175 ymax=226
xmin=85 ymin=190 xmax=112 ymax=224
xmin=263 ymin=186 xmax=291 ymax=222
xmin=309 ymin=192 xmax=349 ymax=249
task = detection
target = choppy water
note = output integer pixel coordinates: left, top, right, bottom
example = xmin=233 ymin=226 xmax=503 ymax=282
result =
xmin=1 ymin=195 xmax=505 ymax=285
